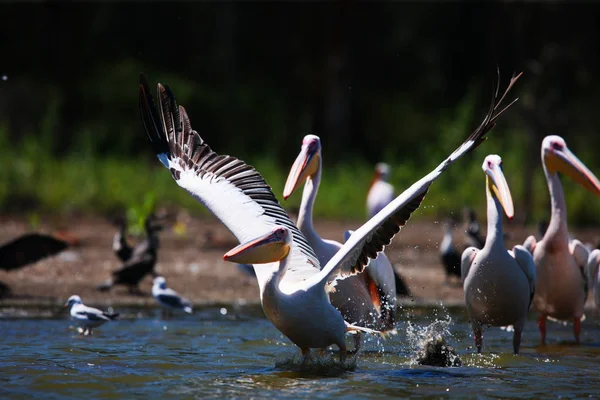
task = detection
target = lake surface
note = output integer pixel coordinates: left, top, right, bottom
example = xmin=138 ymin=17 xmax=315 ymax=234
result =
xmin=2 ymin=304 xmax=600 ymax=399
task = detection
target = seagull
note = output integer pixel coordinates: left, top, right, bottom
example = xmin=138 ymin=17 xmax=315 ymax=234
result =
xmin=152 ymin=276 xmax=193 ymax=317
xmin=138 ymin=71 xmax=519 ymax=361
xmin=462 ymin=155 xmax=535 ymax=354
xmin=65 ymin=295 xmax=119 ymax=335
xmin=523 ymin=135 xmax=600 ymax=344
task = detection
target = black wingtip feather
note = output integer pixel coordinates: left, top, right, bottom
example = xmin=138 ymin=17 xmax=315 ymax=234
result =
xmin=139 ymin=74 xmax=170 ymax=156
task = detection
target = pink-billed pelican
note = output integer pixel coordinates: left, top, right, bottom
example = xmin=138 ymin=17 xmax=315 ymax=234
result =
xmin=462 ymin=155 xmax=535 ymax=354
xmin=282 ymin=135 xmax=398 ymax=340
xmin=589 ymin=249 xmax=600 ymax=310
xmin=139 ymin=72 xmax=518 ymax=361
xmin=523 ymin=135 xmax=600 ymax=344
xmin=367 ymin=163 xmax=394 ymax=218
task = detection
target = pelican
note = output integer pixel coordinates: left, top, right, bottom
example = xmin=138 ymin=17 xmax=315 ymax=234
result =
xmin=367 ymin=162 xmax=394 ymax=218
xmin=139 ymin=72 xmax=518 ymax=361
xmin=65 ymin=295 xmax=119 ymax=335
xmin=282 ymin=135 xmax=399 ymax=338
xmin=462 ymin=155 xmax=535 ymax=354
xmin=588 ymin=249 xmax=600 ymax=309
xmin=523 ymin=135 xmax=600 ymax=344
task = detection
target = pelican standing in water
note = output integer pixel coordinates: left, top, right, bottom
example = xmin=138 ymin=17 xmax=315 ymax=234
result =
xmin=139 ymin=72 xmax=518 ymax=361
xmin=523 ymin=135 xmax=600 ymax=344
xmin=462 ymin=155 xmax=535 ymax=354
xmin=282 ymin=135 xmax=398 ymax=341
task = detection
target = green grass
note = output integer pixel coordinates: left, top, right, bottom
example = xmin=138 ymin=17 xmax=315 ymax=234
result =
xmin=1 ymin=120 xmax=599 ymax=228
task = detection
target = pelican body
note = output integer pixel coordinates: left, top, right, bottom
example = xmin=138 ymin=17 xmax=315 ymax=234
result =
xmin=283 ymin=135 xmax=397 ymax=334
xmin=462 ymin=155 xmax=535 ymax=354
xmin=139 ymin=72 xmax=518 ymax=360
xmin=523 ymin=136 xmax=600 ymax=344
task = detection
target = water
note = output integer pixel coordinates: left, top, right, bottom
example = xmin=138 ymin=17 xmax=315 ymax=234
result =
xmin=2 ymin=305 xmax=600 ymax=399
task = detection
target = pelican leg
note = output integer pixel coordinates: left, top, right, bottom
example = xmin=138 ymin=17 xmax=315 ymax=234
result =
xmin=512 ymin=327 xmax=522 ymax=354
xmin=301 ymin=348 xmax=312 ymax=365
xmin=473 ymin=324 xmax=483 ymax=353
xmin=351 ymin=332 xmax=362 ymax=354
xmin=538 ymin=315 xmax=546 ymax=345
xmin=339 ymin=344 xmax=347 ymax=363
xmin=574 ymin=316 xmax=581 ymax=344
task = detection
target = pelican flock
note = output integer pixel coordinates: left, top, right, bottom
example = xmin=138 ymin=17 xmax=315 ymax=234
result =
xmin=138 ymin=71 xmax=518 ymax=360
xmin=523 ymin=135 xmax=600 ymax=344
xmin=462 ymin=155 xmax=535 ymax=354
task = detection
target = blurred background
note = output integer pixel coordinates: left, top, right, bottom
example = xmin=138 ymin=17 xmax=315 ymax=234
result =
xmin=0 ymin=1 xmax=598 ymax=226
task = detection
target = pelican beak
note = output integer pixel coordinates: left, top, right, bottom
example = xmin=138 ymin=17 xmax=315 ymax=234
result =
xmin=223 ymin=230 xmax=290 ymax=264
xmin=546 ymin=146 xmax=600 ymax=196
xmin=485 ymin=164 xmax=514 ymax=219
xmin=283 ymin=143 xmax=320 ymax=200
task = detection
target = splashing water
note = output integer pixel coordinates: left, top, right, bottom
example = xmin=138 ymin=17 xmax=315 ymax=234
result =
xmin=274 ymin=350 xmax=357 ymax=375
xmin=406 ymin=313 xmax=461 ymax=367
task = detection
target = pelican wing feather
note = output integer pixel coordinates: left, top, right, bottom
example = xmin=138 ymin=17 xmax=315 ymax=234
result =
xmin=314 ymin=71 xmax=521 ymax=285
xmin=139 ymin=75 xmax=319 ymax=280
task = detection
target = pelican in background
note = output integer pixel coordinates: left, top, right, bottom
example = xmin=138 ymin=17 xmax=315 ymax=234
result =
xmin=364 ymin=162 xmax=411 ymax=296
xmin=440 ymin=221 xmax=462 ymax=282
xmin=283 ymin=135 xmax=399 ymax=337
xmin=139 ymin=72 xmax=518 ymax=361
xmin=367 ymin=163 xmax=394 ymax=218
xmin=523 ymin=135 xmax=600 ymax=344
xmin=462 ymin=155 xmax=535 ymax=354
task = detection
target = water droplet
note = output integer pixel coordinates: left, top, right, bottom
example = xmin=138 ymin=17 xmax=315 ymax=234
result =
xmin=1 ymin=75 xmax=7 ymax=81
xmin=220 ymin=307 xmax=228 ymax=315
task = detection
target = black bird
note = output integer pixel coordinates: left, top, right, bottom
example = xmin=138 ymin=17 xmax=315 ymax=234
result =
xmin=112 ymin=217 xmax=133 ymax=262
xmin=440 ymin=223 xmax=462 ymax=282
xmin=98 ymin=215 xmax=163 ymax=294
xmin=0 ymin=233 xmax=69 ymax=272
xmin=464 ymin=208 xmax=486 ymax=249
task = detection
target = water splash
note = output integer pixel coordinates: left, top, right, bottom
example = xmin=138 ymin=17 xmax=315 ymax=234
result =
xmin=406 ymin=313 xmax=461 ymax=367
xmin=274 ymin=350 xmax=357 ymax=374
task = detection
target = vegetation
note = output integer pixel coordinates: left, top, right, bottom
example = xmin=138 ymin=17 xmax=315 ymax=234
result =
xmin=1 ymin=3 xmax=599 ymax=226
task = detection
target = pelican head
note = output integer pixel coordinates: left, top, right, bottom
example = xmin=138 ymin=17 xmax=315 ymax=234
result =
xmin=65 ymin=295 xmax=82 ymax=308
xmin=483 ymin=154 xmax=514 ymax=219
xmin=375 ymin=162 xmax=391 ymax=181
xmin=153 ymin=276 xmax=167 ymax=289
xmin=223 ymin=227 xmax=292 ymax=264
xmin=542 ymin=135 xmax=600 ymax=196
xmin=283 ymin=135 xmax=321 ymax=199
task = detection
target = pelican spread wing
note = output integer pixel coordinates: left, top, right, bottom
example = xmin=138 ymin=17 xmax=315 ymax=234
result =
xmin=139 ymin=75 xmax=319 ymax=280
xmin=313 ymin=72 xmax=521 ymax=286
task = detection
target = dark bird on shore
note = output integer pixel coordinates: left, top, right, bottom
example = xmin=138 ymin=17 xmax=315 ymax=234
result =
xmin=464 ymin=208 xmax=486 ymax=249
xmin=0 ymin=233 xmax=69 ymax=272
xmin=98 ymin=214 xmax=163 ymax=294
xmin=440 ymin=222 xmax=461 ymax=282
